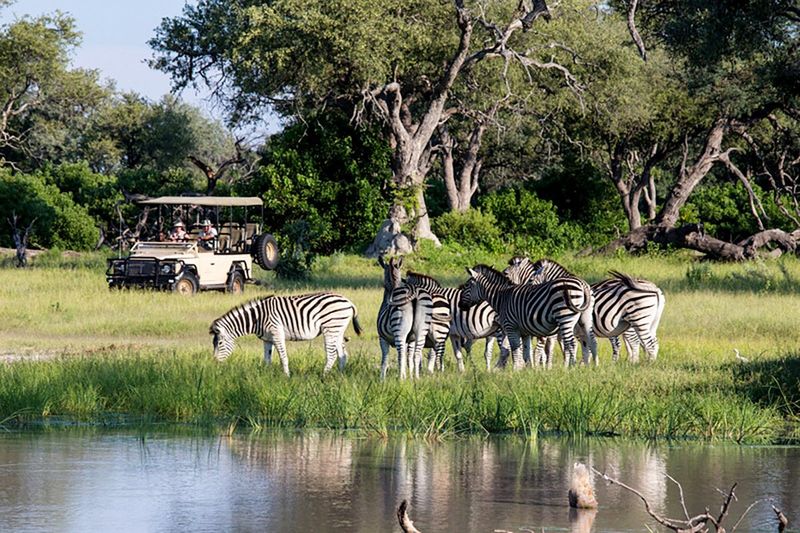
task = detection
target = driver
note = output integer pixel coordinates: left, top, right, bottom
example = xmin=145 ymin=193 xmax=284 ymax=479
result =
xmin=197 ymin=219 xmax=218 ymax=250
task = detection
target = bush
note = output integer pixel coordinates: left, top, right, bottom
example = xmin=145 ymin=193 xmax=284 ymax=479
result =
xmin=480 ymin=187 xmax=587 ymax=255
xmin=0 ymin=169 xmax=99 ymax=250
xmin=431 ymin=209 xmax=504 ymax=252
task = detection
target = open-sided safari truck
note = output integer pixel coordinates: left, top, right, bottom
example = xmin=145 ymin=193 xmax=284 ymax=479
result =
xmin=106 ymin=196 xmax=279 ymax=295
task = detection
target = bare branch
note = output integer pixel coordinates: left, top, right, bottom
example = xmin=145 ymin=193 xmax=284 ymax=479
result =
xmin=397 ymin=500 xmax=423 ymax=533
xmin=626 ymin=0 xmax=647 ymax=61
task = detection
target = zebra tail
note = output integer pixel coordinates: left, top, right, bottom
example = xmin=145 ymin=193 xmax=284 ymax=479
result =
xmin=563 ymin=283 xmax=592 ymax=313
xmin=608 ymin=270 xmax=660 ymax=293
xmin=352 ymin=306 xmax=363 ymax=336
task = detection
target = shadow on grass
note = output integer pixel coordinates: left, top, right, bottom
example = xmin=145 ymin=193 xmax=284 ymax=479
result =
xmin=659 ymin=261 xmax=800 ymax=295
xmin=730 ymin=351 xmax=800 ymax=417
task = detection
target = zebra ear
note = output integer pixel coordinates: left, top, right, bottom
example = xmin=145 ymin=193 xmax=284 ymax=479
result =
xmin=396 ymin=256 xmax=403 ymax=268
xmin=465 ymin=267 xmax=477 ymax=279
xmin=377 ymin=256 xmax=386 ymax=268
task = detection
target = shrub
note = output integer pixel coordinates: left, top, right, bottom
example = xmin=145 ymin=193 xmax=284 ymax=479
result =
xmin=480 ymin=187 xmax=587 ymax=255
xmin=431 ymin=209 xmax=504 ymax=253
xmin=0 ymin=169 xmax=99 ymax=250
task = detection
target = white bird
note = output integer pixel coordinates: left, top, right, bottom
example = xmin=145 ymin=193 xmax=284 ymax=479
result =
xmin=734 ymin=349 xmax=749 ymax=363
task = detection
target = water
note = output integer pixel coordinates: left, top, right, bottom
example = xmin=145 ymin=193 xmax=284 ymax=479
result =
xmin=0 ymin=430 xmax=797 ymax=532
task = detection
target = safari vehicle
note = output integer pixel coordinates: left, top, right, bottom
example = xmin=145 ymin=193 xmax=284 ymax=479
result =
xmin=106 ymin=196 xmax=279 ymax=295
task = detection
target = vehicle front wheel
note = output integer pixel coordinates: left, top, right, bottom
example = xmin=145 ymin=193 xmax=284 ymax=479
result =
xmin=226 ymin=270 xmax=245 ymax=294
xmin=173 ymin=271 xmax=199 ymax=296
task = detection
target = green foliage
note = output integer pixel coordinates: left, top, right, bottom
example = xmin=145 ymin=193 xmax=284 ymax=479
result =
xmin=479 ymin=187 xmax=587 ymax=256
xmin=680 ymin=181 xmax=794 ymax=242
xmin=38 ymin=162 xmax=122 ymax=227
xmin=0 ymin=169 xmax=98 ymax=250
xmin=237 ymin=113 xmax=393 ymax=254
xmin=431 ymin=209 xmax=504 ymax=253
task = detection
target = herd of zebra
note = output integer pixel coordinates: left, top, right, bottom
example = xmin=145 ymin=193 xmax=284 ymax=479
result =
xmin=209 ymin=257 xmax=665 ymax=378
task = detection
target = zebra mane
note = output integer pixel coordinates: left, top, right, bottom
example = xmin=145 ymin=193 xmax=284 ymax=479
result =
xmin=469 ymin=264 xmax=513 ymax=286
xmin=211 ymin=296 xmax=271 ymax=329
xmin=405 ymin=271 xmax=442 ymax=288
xmin=507 ymin=255 xmax=529 ymax=266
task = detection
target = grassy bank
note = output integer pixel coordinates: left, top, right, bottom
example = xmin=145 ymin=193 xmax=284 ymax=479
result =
xmin=1 ymin=250 xmax=799 ymax=442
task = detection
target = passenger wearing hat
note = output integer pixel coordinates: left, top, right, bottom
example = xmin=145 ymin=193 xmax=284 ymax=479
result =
xmin=197 ymin=219 xmax=218 ymax=250
xmin=169 ymin=220 xmax=188 ymax=241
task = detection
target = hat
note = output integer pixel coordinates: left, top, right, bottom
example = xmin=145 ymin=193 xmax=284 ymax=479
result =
xmin=173 ymin=221 xmax=185 ymax=228
xmin=201 ymin=219 xmax=212 ymax=226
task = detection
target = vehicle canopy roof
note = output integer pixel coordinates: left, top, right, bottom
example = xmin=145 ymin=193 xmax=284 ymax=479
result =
xmin=137 ymin=196 xmax=263 ymax=207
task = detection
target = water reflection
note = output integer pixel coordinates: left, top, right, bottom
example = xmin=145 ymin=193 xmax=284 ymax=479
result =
xmin=0 ymin=431 xmax=797 ymax=532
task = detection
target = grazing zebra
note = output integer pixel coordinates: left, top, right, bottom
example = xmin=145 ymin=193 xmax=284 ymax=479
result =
xmin=405 ymin=272 xmax=507 ymax=371
xmin=506 ymin=257 xmax=664 ymax=363
xmin=377 ymin=256 xmax=435 ymax=380
xmin=209 ymin=292 xmax=362 ymax=377
xmin=459 ymin=264 xmax=594 ymax=369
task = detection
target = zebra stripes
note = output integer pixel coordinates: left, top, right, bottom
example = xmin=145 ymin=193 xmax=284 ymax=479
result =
xmin=377 ymin=256 xmax=436 ymax=380
xmin=459 ymin=264 xmax=593 ymax=370
xmin=592 ymin=271 xmax=665 ymax=362
xmin=505 ymin=257 xmax=664 ymax=363
xmin=210 ymin=292 xmax=362 ymax=376
xmin=504 ymin=257 xmax=598 ymax=366
xmin=405 ymin=272 xmax=505 ymax=371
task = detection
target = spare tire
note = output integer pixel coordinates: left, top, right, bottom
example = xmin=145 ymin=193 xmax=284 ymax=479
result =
xmin=252 ymin=233 xmax=279 ymax=270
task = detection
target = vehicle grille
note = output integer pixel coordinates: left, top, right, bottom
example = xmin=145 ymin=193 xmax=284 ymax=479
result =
xmin=127 ymin=261 xmax=156 ymax=277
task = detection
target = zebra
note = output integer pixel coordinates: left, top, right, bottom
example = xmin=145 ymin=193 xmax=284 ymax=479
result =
xmin=376 ymin=256 xmax=435 ymax=380
xmin=210 ymin=292 xmax=363 ymax=376
xmin=504 ymin=257 xmax=597 ymax=366
xmin=405 ymin=271 xmax=507 ymax=371
xmin=592 ymin=270 xmax=665 ymax=362
xmin=505 ymin=257 xmax=664 ymax=363
xmin=459 ymin=264 xmax=594 ymax=369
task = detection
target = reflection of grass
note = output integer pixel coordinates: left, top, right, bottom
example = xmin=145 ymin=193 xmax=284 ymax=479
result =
xmin=0 ymin=252 xmax=799 ymax=441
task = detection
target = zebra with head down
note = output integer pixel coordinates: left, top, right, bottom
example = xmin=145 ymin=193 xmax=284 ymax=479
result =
xmin=210 ymin=292 xmax=362 ymax=376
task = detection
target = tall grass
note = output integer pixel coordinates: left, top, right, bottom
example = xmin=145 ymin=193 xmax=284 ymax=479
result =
xmin=1 ymin=250 xmax=799 ymax=442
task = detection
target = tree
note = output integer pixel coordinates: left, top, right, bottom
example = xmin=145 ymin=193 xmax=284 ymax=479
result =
xmin=149 ymin=0 xmax=585 ymax=252
xmin=595 ymin=0 xmax=800 ymax=259
xmin=0 ymin=11 xmax=88 ymax=167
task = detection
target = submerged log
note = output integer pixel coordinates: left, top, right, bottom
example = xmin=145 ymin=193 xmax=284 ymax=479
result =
xmin=568 ymin=462 xmax=598 ymax=509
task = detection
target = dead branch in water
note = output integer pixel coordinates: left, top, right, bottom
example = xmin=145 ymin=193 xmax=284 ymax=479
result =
xmin=398 ymin=500 xmax=422 ymax=533
xmin=592 ymin=466 xmax=788 ymax=532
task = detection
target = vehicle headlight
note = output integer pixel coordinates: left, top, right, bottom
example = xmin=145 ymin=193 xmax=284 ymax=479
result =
xmin=160 ymin=263 xmax=175 ymax=275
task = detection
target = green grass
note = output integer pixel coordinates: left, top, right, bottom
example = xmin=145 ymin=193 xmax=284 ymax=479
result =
xmin=1 ymin=250 xmax=799 ymax=442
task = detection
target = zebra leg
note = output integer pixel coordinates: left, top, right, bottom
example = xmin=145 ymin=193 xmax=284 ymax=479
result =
xmin=426 ymin=347 xmax=437 ymax=374
xmin=630 ymin=323 xmax=659 ymax=362
xmin=272 ymin=331 xmax=291 ymax=377
xmin=623 ymin=329 xmax=640 ymax=363
xmin=522 ymin=337 xmax=532 ymax=365
xmin=262 ymin=340 xmax=274 ymax=365
xmin=506 ymin=331 xmax=524 ymax=371
xmin=322 ymin=333 xmax=338 ymax=374
xmin=532 ymin=337 xmax=545 ymax=367
xmin=609 ymin=336 xmax=622 ymax=362
xmin=558 ymin=320 xmax=579 ymax=367
xmin=544 ymin=335 xmax=556 ymax=369
xmin=495 ymin=336 xmax=511 ymax=369
xmin=379 ymin=337 xmax=391 ymax=380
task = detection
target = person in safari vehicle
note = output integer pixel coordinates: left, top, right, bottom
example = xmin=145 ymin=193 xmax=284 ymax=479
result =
xmin=197 ymin=219 xmax=217 ymax=250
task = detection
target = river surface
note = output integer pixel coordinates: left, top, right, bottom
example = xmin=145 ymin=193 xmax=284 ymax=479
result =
xmin=0 ymin=430 xmax=797 ymax=532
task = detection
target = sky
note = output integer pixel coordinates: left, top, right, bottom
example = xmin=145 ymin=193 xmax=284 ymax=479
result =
xmin=1 ymin=0 xmax=279 ymax=134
